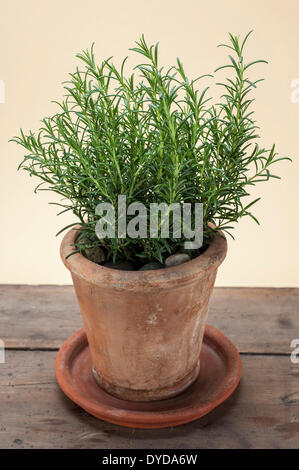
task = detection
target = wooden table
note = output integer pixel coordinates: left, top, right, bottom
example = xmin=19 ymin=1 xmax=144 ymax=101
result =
xmin=0 ymin=285 xmax=298 ymax=449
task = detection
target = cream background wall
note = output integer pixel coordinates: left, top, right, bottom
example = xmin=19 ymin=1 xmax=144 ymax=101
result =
xmin=0 ymin=0 xmax=298 ymax=286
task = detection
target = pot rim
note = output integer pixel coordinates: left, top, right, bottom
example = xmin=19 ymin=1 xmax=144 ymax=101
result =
xmin=60 ymin=225 xmax=227 ymax=289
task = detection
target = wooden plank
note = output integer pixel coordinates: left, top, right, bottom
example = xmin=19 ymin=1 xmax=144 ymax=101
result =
xmin=209 ymin=287 xmax=299 ymax=354
xmin=0 ymin=285 xmax=298 ymax=353
xmin=0 ymin=285 xmax=80 ymax=349
xmin=0 ymin=350 xmax=298 ymax=449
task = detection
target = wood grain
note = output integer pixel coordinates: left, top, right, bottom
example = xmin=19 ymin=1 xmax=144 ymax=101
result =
xmin=0 ymin=285 xmax=298 ymax=353
xmin=1 ymin=285 xmax=298 ymax=448
xmin=1 ymin=351 xmax=298 ymax=449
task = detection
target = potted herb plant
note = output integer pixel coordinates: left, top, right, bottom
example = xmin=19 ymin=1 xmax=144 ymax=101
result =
xmin=13 ymin=32 xmax=289 ymax=402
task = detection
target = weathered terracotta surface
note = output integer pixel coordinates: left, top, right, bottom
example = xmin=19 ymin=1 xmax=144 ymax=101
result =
xmin=55 ymin=326 xmax=241 ymax=428
xmin=60 ymin=227 xmax=227 ymax=401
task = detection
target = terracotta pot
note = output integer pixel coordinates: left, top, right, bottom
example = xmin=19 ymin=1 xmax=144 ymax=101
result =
xmin=60 ymin=227 xmax=227 ymax=402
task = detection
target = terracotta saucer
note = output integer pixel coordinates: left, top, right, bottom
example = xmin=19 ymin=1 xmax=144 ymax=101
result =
xmin=55 ymin=326 xmax=242 ymax=429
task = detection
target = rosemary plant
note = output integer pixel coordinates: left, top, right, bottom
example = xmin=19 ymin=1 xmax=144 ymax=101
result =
xmin=13 ymin=32 xmax=290 ymax=264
